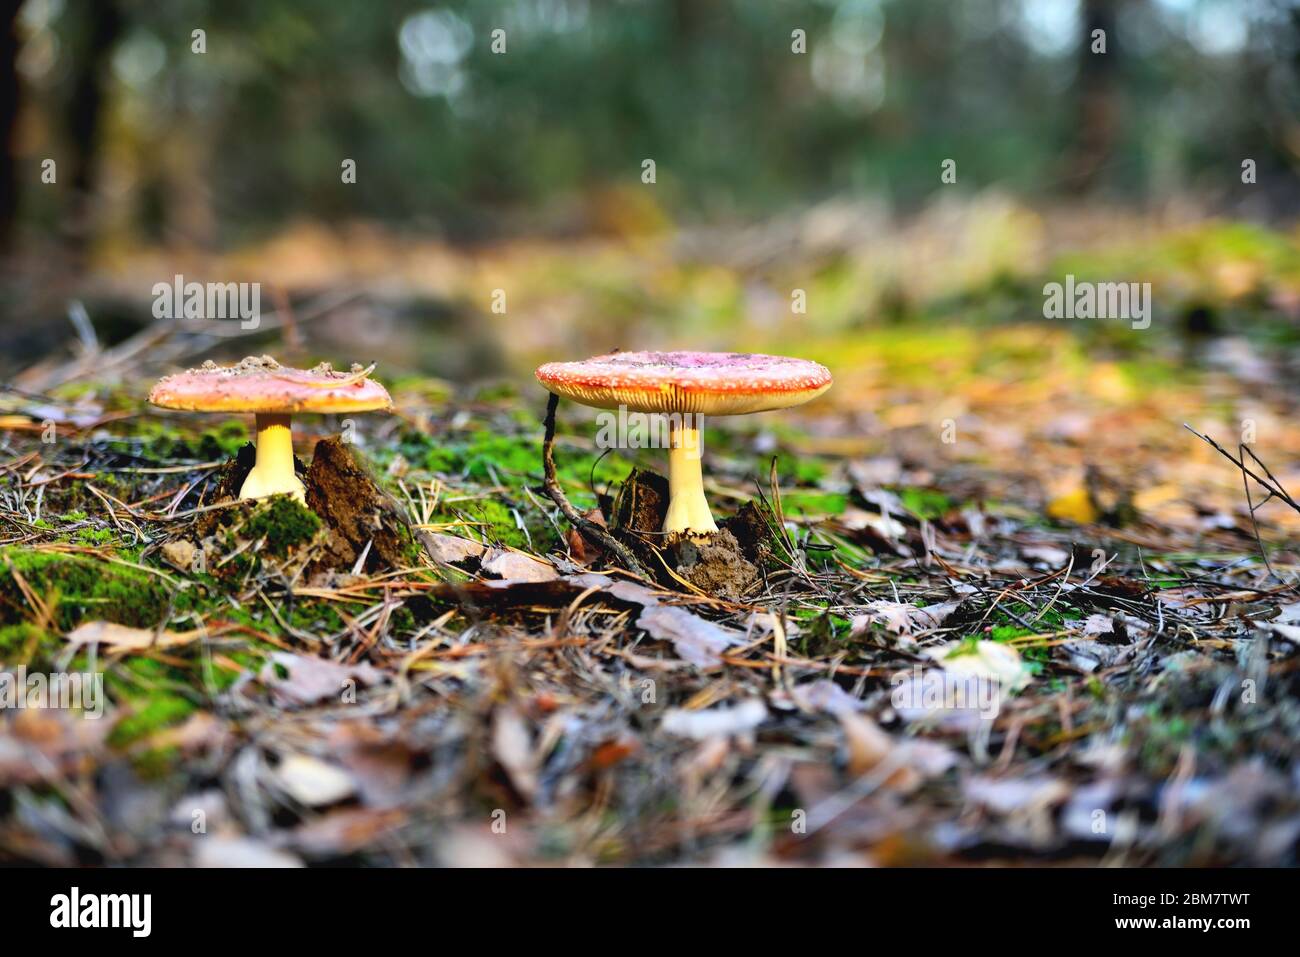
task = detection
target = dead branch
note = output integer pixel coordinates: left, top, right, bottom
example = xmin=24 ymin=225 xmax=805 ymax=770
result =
xmin=1185 ymin=424 xmax=1298 ymax=582
xmin=541 ymin=391 xmax=650 ymax=579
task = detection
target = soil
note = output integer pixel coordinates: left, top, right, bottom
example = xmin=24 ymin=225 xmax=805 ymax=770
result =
xmin=611 ymin=468 xmax=765 ymax=599
xmin=191 ymin=436 xmax=429 ymax=578
xmin=204 ymin=441 xmax=306 ymax=504
xmin=669 ymin=527 xmax=761 ymax=601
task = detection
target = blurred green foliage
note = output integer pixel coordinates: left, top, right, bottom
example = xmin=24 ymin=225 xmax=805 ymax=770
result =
xmin=13 ymin=0 xmax=1300 ymax=245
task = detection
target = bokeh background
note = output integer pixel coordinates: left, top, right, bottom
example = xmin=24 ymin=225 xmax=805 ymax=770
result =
xmin=2 ymin=0 xmax=1299 ymax=396
xmin=7 ymin=0 xmax=1300 ymax=233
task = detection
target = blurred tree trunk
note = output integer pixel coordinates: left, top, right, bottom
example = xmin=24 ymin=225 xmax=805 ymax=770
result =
xmin=670 ymin=0 xmax=702 ymax=48
xmin=65 ymin=0 xmax=122 ymax=254
xmin=1065 ymin=0 xmax=1120 ymax=193
xmin=0 ymin=0 xmax=20 ymax=251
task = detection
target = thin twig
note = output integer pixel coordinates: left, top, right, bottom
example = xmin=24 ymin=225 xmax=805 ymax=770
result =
xmin=1185 ymin=424 xmax=1294 ymax=581
xmin=1239 ymin=443 xmax=1278 ymax=581
xmin=541 ymin=392 xmax=650 ymax=579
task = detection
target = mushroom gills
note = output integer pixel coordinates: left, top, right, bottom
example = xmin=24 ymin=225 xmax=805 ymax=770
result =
xmin=663 ymin=422 xmax=718 ymax=535
xmin=240 ymin=413 xmax=307 ymax=504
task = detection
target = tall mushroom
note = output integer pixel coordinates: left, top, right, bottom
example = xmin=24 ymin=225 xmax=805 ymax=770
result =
xmin=535 ymin=351 xmax=832 ymax=535
xmin=149 ymin=356 xmax=392 ymax=504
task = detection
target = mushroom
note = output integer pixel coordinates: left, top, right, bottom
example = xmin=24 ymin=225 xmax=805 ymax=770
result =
xmin=535 ymin=351 xmax=832 ymax=535
xmin=148 ymin=356 xmax=392 ymax=504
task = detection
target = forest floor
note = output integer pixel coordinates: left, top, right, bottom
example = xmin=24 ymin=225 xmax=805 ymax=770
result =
xmin=3 ymin=212 xmax=1300 ymax=866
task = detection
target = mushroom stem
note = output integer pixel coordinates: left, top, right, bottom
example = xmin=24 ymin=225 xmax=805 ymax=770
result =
xmin=663 ymin=419 xmax=717 ymax=535
xmin=240 ymin=413 xmax=306 ymax=503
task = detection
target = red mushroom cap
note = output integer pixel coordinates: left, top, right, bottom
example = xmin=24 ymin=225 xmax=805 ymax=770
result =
xmin=148 ymin=356 xmax=392 ymax=414
xmin=535 ymin=351 xmax=832 ymax=415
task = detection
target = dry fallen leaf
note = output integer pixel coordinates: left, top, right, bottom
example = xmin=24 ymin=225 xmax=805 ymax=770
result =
xmin=851 ymin=600 xmax=962 ymax=640
xmin=1082 ymin=614 xmax=1115 ymax=636
xmin=928 ymin=639 xmax=1032 ymax=692
xmin=0 ymin=709 xmax=112 ymax=787
xmin=1021 ymin=544 xmax=1070 ymax=566
xmin=840 ymin=506 xmax=908 ymax=540
xmin=491 ymin=703 xmax=538 ymax=799
xmin=1045 ymin=485 xmax=1098 ymax=525
xmin=839 ymin=712 xmax=956 ymax=792
xmin=566 ymin=508 xmax=608 ymax=565
xmin=480 ymin=548 xmax=559 ymax=582
xmin=426 ymin=533 xmax=487 ymax=564
xmin=435 ymin=825 xmax=520 ymax=868
xmin=587 ymin=733 xmax=641 ymax=770
xmin=193 ymin=835 xmax=304 ymax=868
xmin=636 ymin=603 xmax=741 ymax=667
xmin=661 ymin=698 xmax=767 ymax=740
xmin=257 ymin=652 xmax=383 ymax=707
xmin=286 ymin=807 xmax=408 ymax=858
xmin=840 ymin=711 xmax=897 ymax=776
xmin=66 ymin=621 xmax=201 ymax=651
xmin=271 ymin=753 xmax=357 ymax=807
xmin=889 ymin=670 xmax=991 ymax=730
xmin=161 ymin=540 xmax=200 ymax=571
xmin=964 ymin=775 xmax=1069 ymax=814
xmin=431 ymin=572 xmax=745 ymax=666
xmin=784 ymin=679 xmax=862 ymax=715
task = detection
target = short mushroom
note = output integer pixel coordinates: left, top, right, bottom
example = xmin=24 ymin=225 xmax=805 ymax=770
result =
xmin=535 ymin=351 xmax=832 ymax=535
xmin=148 ymin=356 xmax=392 ymax=504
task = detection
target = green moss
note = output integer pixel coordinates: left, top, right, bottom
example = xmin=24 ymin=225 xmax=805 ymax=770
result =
xmin=400 ymin=527 xmax=429 ymax=566
xmin=978 ymin=614 xmax=1052 ymax=672
xmin=437 ymin=497 xmax=548 ymax=550
xmin=470 ymin=381 xmax=520 ymax=403
xmin=431 ymin=433 xmax=543 ymax=480
xmin=108 ymin=692 xmax=197 ymax=747
xmin=400 ymin=428 xmax=625 ymax=491
xmin=100 ymin=647 xmax=250 ymax=761
xmin=205 ymin=421 xmax=252 ymax=457
xmin=288 ymin=600 xmax=345 ymax=633
xmin=780 ymin=490 xmax=849 ymax=518
xmin=104 ymin=418 xmax=249 ymax=461
xmin=0 ymin=550 xmax=177 ymax=630
xmin=71 ymin=527 xmax=115 ymax=546
xmin=214 ymin=649 xmax=265 ymax=689
xmin=790 ymin=604 xmax=853 ymax=656
xmin=896 ymin=488 xmax=954 ymax=520
xmin=789 ymin=458 xmax=829 ymax=485
xmin=388 ymin=606 xmax=417 ymax=634
xmin=387 ymin=376 xmax=453 ymax=402
xmin=242 ymin=495 xmax=322 ymax=555
xmin=0 ymin=623 xmax=57 ymax=663
xmin=129 ymin=745 xmax=184 ymax=778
